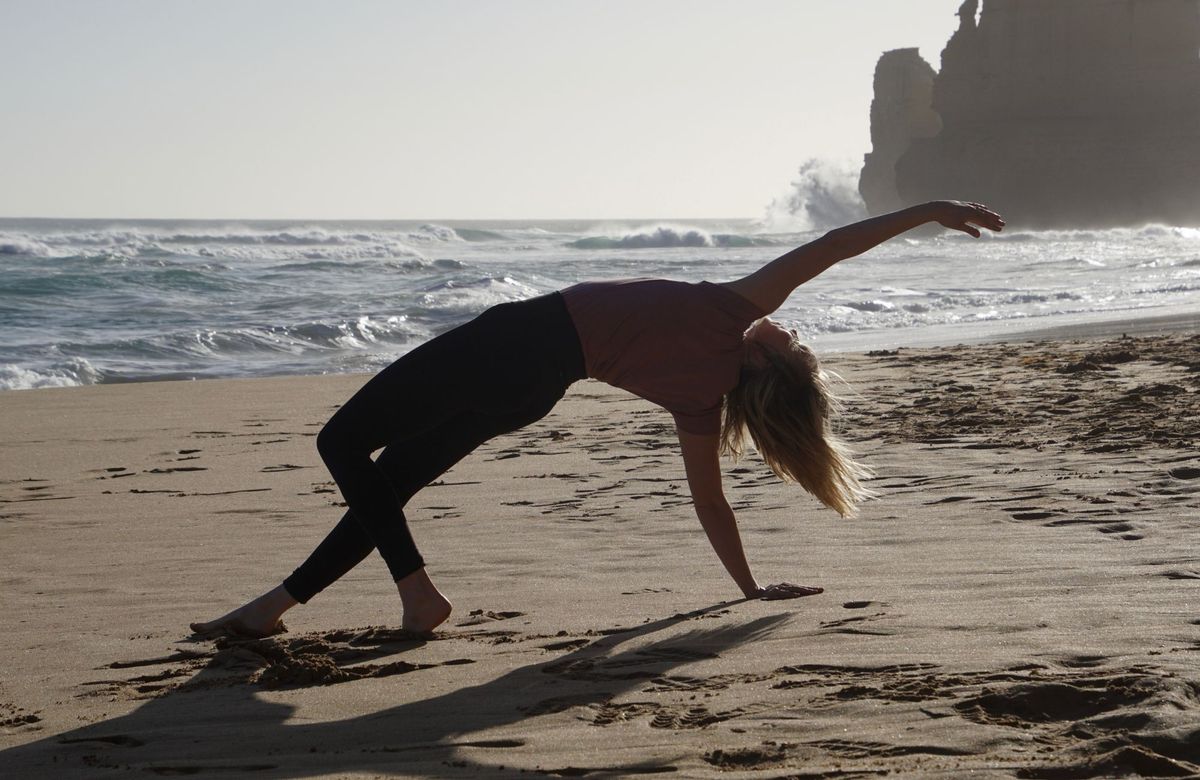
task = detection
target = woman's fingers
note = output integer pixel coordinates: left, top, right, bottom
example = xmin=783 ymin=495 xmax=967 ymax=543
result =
xmin=936 ymin=201 xmax=1004 ymax=236
xmin=759 ymin=582 xmax=824 ymax=600
xmin=966 ymin=202 xmax=1005 ymax=229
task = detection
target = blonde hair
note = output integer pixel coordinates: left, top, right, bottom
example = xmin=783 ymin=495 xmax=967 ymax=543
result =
xmin=721 ymin=339 xmax=874 ymax=517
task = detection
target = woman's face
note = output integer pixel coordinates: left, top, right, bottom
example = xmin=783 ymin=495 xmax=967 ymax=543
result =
xmin=747 ymin=318 xmax=797 ymax=351
xmin=744 ymin=318 xmax=798 ymax=365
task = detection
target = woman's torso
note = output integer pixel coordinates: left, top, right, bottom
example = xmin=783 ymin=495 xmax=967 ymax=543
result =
xmin=560 ymin=278 xmax=765 ymax=435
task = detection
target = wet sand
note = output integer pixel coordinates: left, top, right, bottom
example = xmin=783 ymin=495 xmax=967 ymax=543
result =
xmin=1 ymin=325 xmax=1197 ymax=778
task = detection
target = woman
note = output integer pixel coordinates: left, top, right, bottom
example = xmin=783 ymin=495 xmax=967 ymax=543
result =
xmin=192 ymin=200 xmax=1004 ymax=638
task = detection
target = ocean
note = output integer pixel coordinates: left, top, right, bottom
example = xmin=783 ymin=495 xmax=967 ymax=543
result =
xmin=2 ymin=215 xmax=1199 ymax=391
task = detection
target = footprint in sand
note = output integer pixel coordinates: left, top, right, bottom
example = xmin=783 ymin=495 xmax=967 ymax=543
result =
xmin=58 ymin=734 xmax=145 ymax=747
xmin=808 ymin=739 xmax=974 ymax=760
xmin=705 ymin=743 xmax=800 ymax=771
xmin=649 ymin=704 xmax=748 ymax=729
xmin=0 ymin=706 xmax=42 ymax=729
xmin=817 ymin=613 xmax=896 ymax=636
xmin=144 ymin=764 xmax=278 ymax=775
xmin=954 ymin=675 xmax=1156 ymax=726
xmin=1097 ymin=522 xmax=1143 ymax=541
xmin=98 ymin=626 xmax=471 ymax=698
xmin=589 ymin=701 xmax=662 ymax=726
xmin=539 ymin=638 xmax=591 ymax=652
xmin=1009 ymin=510 xmax=1060 ymax=521
xmin=456 ymin=610 xmax=524 ymax=627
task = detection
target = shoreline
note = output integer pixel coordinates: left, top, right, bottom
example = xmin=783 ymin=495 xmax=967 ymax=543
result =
xmin=6 ymin=310 xmax=1198 ymax=395
xmin=811 ymin=307 xmax=1200 ymax=353
xmin=985 ymin=310 xmax=1200 ymax=342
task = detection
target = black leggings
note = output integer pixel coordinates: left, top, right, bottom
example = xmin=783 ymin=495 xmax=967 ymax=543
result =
xmin=282 ymin=292 xmax=586 ymax=604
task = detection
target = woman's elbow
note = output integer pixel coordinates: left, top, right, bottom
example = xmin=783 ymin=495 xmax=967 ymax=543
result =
xmin=692 ymin=494 xmax=731 ymax=512
xmin=817 ymin=228 xmax=855 ymax=261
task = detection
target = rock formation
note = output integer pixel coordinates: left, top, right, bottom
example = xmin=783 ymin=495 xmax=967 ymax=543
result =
xmin=861 ymin=0 xmax=1200 ymax=228
xmin=859 ymin=49 xmax=943 ymax=216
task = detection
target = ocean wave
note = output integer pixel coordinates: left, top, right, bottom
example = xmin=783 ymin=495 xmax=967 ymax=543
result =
xmin=568 ymin=226 xmax=774 ymax=250
xmin=1007 ymin=292 xmax=1083 ymax=303
xmin=0 ymin=236 xmax=53 ymax=256
xmin=841 ymin=300 xmax=896 ymax=313
xmin=1 ymin=262 xmax=243 ymax=298
xmin=264 ymin=256 xmax=439 ymax=274
xmin=190 ymin=316 xmax=419 ymax=355
xmin=0 ymin=227 xmax=433 ymax=262
xmin=413 ymin=274 xmax=543 ymax=317
xmin=449 ymin=227 xmax=508 ymax=242
xmin=998 ymin=224 xmax=1200 ymax=243
xmin=0 ymin=357 xmax=102 ymax=390
xmin=47 ymin=315 xmax=421 ymax=368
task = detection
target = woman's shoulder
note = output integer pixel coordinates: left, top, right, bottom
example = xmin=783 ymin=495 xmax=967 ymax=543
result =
xmin=706 ymin=280 xmax=769 ymax=318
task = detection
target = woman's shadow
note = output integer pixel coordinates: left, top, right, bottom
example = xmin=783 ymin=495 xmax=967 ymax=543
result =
xmin=2 ymin=603 xmax=791 ymax=777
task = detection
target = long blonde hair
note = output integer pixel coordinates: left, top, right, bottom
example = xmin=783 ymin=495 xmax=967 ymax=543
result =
xmin=721 ymin=339 xmax=874 ymax=517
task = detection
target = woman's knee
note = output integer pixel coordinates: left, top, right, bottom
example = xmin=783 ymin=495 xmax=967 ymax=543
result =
xmin=316 ymin=421 xmax=355 ymax=465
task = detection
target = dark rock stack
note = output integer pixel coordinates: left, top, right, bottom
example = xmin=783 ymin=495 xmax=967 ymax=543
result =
xmin=861 ymin=0 xmax=1200 ymax=228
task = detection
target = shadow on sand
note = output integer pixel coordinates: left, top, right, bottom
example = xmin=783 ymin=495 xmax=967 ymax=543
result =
xmin=1 ymin=603 xmax=790 ymax=777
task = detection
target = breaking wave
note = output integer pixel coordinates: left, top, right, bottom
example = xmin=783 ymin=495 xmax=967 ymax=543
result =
xmin=0 ymin=358 xmax=103 ymax=390
xmin=568 ymin=225 xmax=775 ymax=250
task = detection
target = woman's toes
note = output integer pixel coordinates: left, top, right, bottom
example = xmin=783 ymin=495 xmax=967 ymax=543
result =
xmin=189 ymin=614 xmax=286 ymax=639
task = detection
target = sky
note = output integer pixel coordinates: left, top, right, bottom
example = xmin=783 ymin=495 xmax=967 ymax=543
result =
xmin=0 ymin=1 xmax=961 ymax=220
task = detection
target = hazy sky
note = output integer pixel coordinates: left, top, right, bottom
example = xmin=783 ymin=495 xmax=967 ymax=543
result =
xmin=1 ymin=1 xmax=961 ymax=219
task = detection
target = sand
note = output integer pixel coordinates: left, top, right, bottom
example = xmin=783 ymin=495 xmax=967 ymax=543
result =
xmin=1 ymin=327 xmax=1197 ymax=778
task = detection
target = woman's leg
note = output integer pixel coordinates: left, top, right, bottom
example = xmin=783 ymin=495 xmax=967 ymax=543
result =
xmin=282 ymin=408 xmax=528 ymax=604
xmin=190 ymin=324 xmax=484 ymax=638
xmin=315 ymin=373 xmax=573 ymax=632
xmin=191 ymin=294 xmax=584 ymax=636
xmin=311 ymin=297 xmax=580 ymax=593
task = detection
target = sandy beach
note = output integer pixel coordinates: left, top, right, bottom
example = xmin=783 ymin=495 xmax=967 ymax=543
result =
xmin=1 ymin=325 xmax=1197 ymax=778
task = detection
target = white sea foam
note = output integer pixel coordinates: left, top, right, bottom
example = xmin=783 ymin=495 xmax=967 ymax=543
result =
xmin=568 ymin=224 xmax=774 ymax=250
xmin=0 ymin=358 xmax=101 ymax=390
xmin=0 ymin=235 xmax=52 ymax=256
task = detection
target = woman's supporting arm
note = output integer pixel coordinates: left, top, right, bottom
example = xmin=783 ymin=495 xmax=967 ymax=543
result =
xmin=675 ymin=426 xmax=826 ymax=600
xmin=676 ymin=426 xmax=761 ymax=597
xmin=724 ymin=200 xmax=1005 ymax=315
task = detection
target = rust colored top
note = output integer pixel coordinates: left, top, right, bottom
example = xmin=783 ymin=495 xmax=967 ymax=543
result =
xmin=561 ymin=278 xmax=766 ymax=435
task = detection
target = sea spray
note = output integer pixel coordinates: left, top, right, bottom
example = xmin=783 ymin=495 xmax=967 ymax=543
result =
xmin=761 ymin=158 xmax=867 ymax=232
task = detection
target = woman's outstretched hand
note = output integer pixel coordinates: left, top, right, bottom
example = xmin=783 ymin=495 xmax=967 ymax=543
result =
xmin=752 ymin=582 xmax=824 ymax=600
xmin=933 ymin=200 xmax=1005 ymax=237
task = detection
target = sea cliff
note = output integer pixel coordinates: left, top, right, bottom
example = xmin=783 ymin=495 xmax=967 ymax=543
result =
xmin=861 ymin=0 xmax=1200 ymax=227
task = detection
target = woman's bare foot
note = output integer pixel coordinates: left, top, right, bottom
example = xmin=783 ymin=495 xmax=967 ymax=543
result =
xmin=190 ymin=584 xmax=298 ymax=638
xmin=396 ymin=568 xmax=453 ymax=634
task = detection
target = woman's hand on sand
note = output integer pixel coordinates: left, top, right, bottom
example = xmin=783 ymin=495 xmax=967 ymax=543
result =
xmin=933 ymin=200 xmax=1005 ymax=237
xmin=754 ymin=582 xmax=823 ymax=600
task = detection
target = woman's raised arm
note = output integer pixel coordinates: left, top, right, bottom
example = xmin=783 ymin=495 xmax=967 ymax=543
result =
xmin=723 ymin=201 xmax=1005 ymax=315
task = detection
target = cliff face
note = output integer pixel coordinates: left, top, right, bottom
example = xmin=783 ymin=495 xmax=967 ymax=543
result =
xmin=861 ymin=0 xmax=1200 ymax=227
xmin=859 ymin=49 xmax=942 ymax=216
